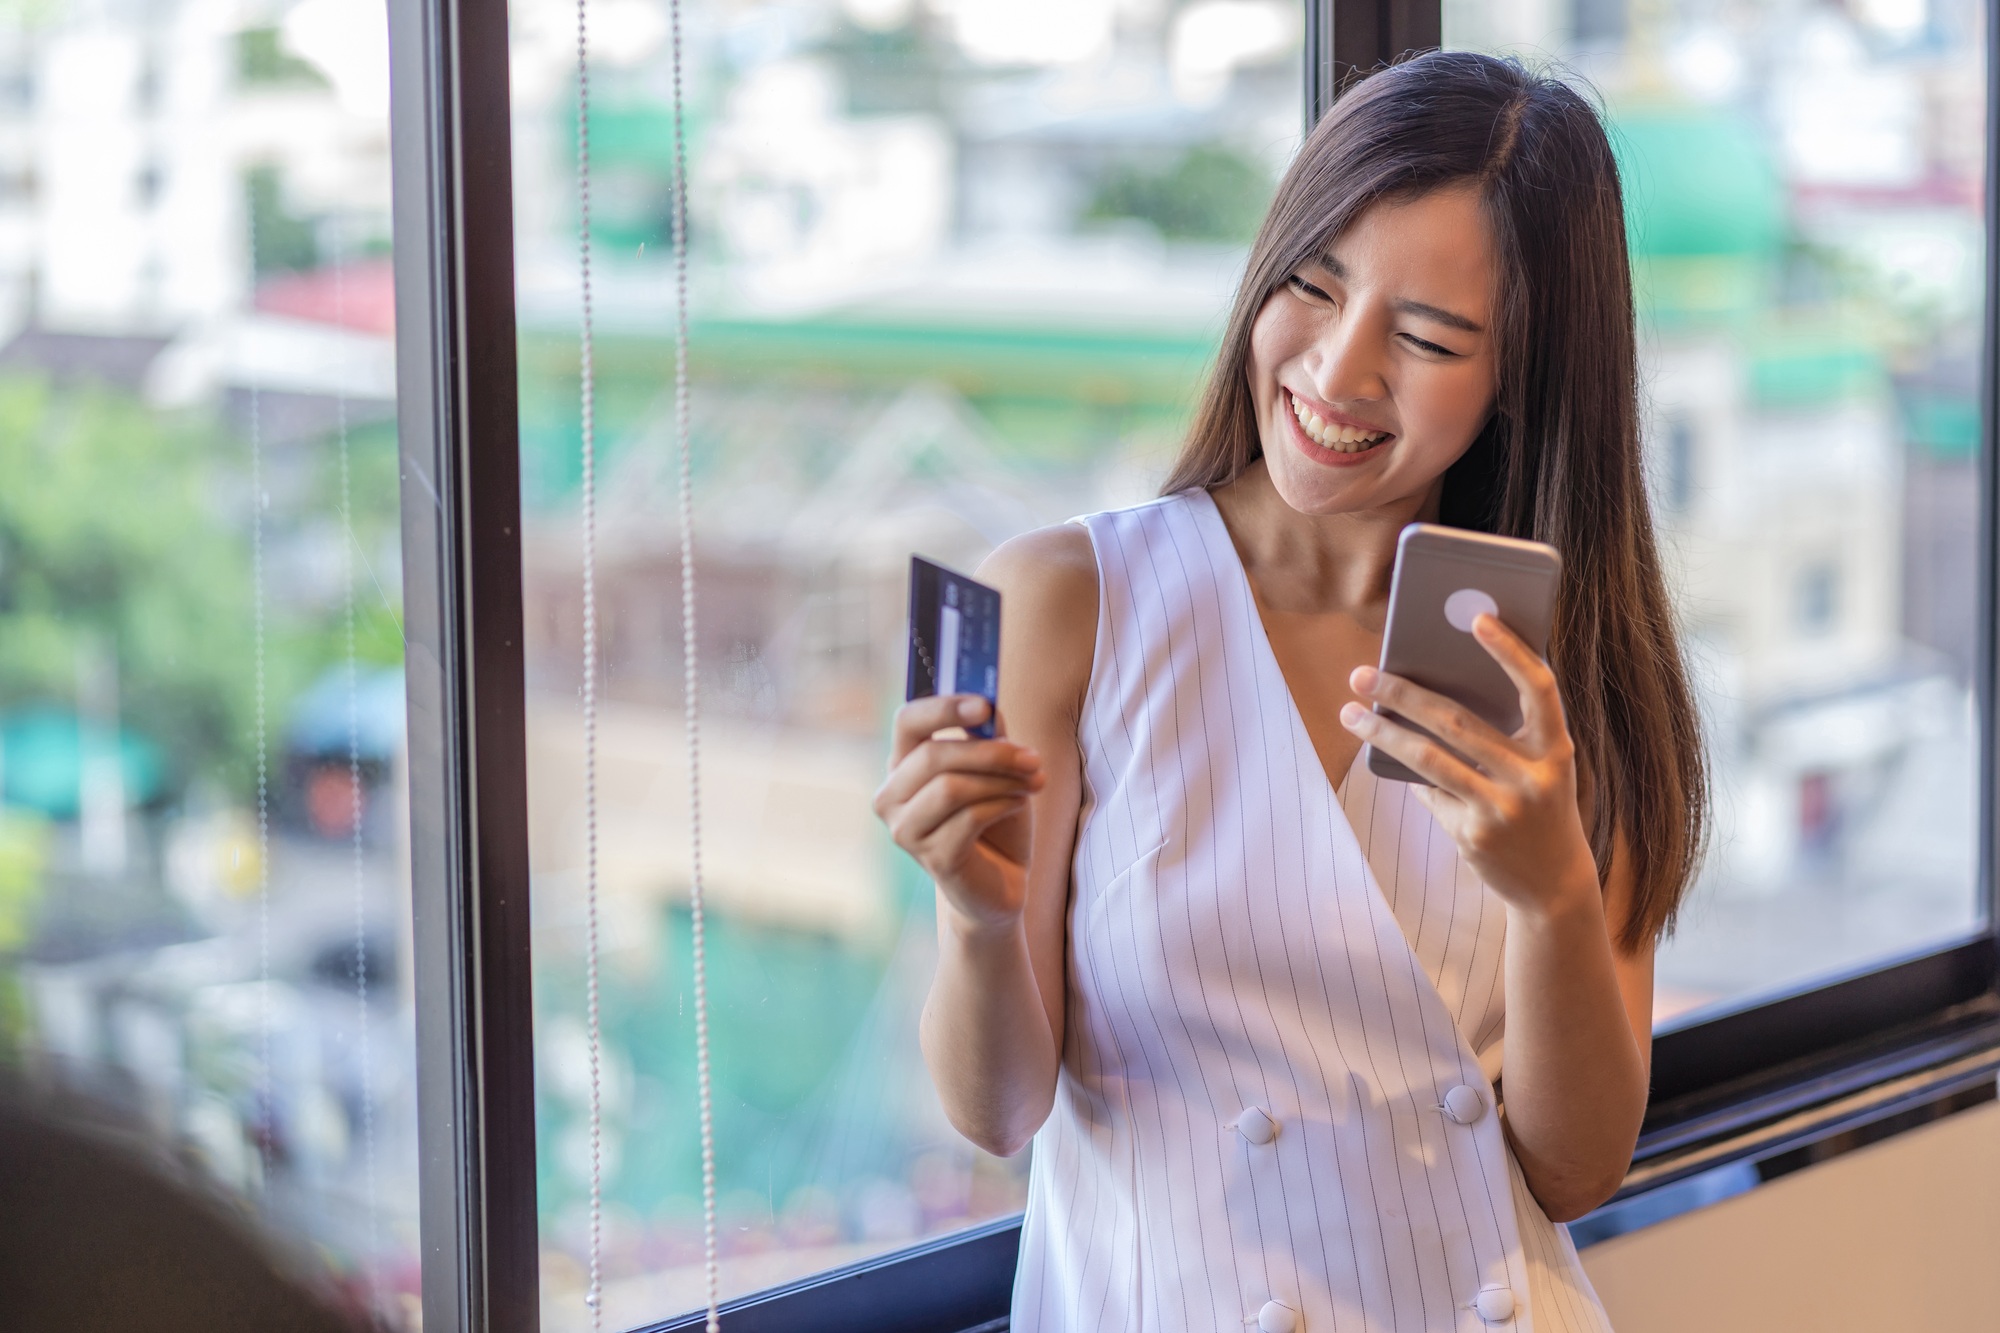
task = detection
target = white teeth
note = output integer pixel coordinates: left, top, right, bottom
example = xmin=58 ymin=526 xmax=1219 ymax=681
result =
xmin=1290 ymin=392 xmax=1387 ymax=452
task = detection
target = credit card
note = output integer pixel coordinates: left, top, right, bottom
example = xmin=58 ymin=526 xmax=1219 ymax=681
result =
xmin=906 ymin=556 xmax=1001 ymax=739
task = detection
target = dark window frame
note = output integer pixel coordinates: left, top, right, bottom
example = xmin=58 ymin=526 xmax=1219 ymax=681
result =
xmin=389 ymin=0 xmax=2000 ymax=1329
xmin=390 ymin=0 xmax=540 ymax=1325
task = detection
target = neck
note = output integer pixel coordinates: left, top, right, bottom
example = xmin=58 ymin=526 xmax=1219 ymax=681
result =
xmin=1208 ymin=460 xmax=1441 ymax=621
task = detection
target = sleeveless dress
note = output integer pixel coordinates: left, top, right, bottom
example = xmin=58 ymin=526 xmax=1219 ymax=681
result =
xmin=1010 ymin=490 xmax=1614 ymax=1332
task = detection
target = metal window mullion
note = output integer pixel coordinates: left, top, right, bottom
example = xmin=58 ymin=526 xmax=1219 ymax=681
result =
xmin=1304 ymin=0 xmax=1332 ymax=128
xmin=389 ymin=0 xmax=541 ymax=1326
xmin=1979 ymin=0 xmax=2000 ymax=945
xmin=1309 ymin=0 xmax=1443 ymax=127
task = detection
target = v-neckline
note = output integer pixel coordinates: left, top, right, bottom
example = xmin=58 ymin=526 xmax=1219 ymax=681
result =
xmin=1188 ymin=488 xmax=1369 ymax=800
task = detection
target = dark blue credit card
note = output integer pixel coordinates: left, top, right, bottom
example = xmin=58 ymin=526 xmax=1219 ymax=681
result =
xmin=906 ymin=556 xmax=1001 ymax=738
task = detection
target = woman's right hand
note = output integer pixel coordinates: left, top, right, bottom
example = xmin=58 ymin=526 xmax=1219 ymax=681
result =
xmin=873 ymin=694 xmax=1046 ymax=931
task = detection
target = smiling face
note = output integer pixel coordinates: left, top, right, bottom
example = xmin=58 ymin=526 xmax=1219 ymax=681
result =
xmin=1247 ymin=184 xmax=1501 ymax=518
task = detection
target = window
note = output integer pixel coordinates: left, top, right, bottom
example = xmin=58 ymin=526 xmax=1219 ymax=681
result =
xmin=1659 ymin=410 xmax=1696 ymax=514
xmin=4 ymin=0 xmax=1992 ymax=1325
xmin=1448 ymin=0 xmax=1989 ymax=1027
xmin=0 ymin=0 xmax=417 ymax=1327
xmin=402 ymin=0 xmax=2000 ymax=1326
xmin=1796 ymin=560 xmax=1839 ymax=636
xmin=505 ymin=0 xmax=1302 ymax=1324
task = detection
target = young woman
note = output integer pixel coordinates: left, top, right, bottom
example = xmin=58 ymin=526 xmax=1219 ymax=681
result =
xmin=873 ymin=52 xmax=1706 ymax=1332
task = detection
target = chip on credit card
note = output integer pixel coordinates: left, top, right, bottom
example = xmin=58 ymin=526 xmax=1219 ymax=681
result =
xmin=906 ymin=556 xmax=1001 ymax=739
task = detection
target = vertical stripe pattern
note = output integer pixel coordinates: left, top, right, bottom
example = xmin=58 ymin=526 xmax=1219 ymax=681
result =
xmin=1012 ymin=491 xmax=1613 ymax=1333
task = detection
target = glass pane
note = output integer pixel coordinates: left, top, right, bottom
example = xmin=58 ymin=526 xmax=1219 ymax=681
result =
xmin=0 ymin=0 xmax=416 ymax=1325
xmin=1446 ymin=0 xmax=1987 ymax=1023
xmin=511 ymin=0 xmax=1300 ymax=1324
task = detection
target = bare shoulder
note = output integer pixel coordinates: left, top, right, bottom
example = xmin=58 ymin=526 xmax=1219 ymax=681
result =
xmin=979 ymin=522 xmax=1099 ymax=643
xmin=977 ymin=523 xmax=1098 ymax=723
xmin=979 ymin=522 xmax=1098 ymax=604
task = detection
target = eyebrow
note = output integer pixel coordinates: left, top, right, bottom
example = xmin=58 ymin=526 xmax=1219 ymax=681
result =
xmin=1316 ymin=255 xmax=1486 ymax=334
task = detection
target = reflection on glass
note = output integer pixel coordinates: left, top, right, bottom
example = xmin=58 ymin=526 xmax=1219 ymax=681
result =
xmin=1447 ymin=0 xmax=1986 ymax=1022
xmin=512 ymin=0 xmax=1300 ymax=1323
xmin=0 ymin=1 xmax=415 ymax=1325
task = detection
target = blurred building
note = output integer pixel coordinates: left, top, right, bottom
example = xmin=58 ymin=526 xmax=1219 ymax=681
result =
xmin=0 ymin=0 xmax=389 ymax=338
xmin=511 ymin=0 xmax=1297 ymax=954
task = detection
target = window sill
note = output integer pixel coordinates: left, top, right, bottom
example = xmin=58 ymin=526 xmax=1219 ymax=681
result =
xmin=1575 ymin=1005 xmax=2000 ymax=1247
xmin=637 ymin=1212 xmax=1022 ymax=1333
xmin=634 ymin=1004 xmax=2000 ymax=1332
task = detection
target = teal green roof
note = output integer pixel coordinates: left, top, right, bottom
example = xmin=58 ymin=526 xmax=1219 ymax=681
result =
xmin=1902 ymin=389 xmax=1980 ymax=458
xmin=0 ymin=708 xmax=164 ymax=819
xmin=1750 ymin=342 xmax=1883 ymax=407
xmin=516 ymin=315 xmax=1218 ymax=504
xmin=525 ymin=314 xmax=1219 ymax=405
xmin=1611 ymin=108 xmax=1786 ymax=258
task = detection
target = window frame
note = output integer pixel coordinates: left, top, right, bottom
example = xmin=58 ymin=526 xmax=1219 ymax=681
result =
xmin=390 ymin=0 xmax=541 ymax=1325
xmin=388 ymin=0 xmax=2000 ymax=1329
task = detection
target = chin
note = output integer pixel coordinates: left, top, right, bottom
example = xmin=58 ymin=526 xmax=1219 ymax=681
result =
xmin=1262 ymin=451 xmax=1384 ymax=516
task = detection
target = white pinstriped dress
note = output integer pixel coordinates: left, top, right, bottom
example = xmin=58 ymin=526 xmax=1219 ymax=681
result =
xmin=1011 ymin=490 xmax=1614 ymax=1332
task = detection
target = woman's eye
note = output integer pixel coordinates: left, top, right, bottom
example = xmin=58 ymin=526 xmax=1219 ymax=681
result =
xmin=1286 ymin=275 xmax=1333 ymax=303
xmin=1400 ymin=333 xmax=1456 ymax=357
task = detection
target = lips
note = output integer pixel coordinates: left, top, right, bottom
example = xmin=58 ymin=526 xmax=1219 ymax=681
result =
xmin=1281 ymin=388 xmax=1393 ymax=467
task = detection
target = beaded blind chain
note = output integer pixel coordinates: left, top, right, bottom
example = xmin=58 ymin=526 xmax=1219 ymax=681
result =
xmin=575 ymin=0 xmax=720 ymax=1323
xmin=333 ymin=242 xmax=382 ymax=1313
xmin=246 ymin=96 xmax=273 ymax=1207
xmin=574 ymin=0 xmax=604 ymax=1314
xmin=667 ymin=0 xmax=724 ymax=1319
xmin=251 ymin=371 xmax=272 ymax=1194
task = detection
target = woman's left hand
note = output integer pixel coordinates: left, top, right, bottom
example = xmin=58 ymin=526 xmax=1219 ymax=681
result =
xmin=1339 ymin=613 xmax=1598 ymax=916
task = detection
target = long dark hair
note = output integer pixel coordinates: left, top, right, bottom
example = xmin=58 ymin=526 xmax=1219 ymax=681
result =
xmin=1163 ymin=51 xmax=1706 ymax=949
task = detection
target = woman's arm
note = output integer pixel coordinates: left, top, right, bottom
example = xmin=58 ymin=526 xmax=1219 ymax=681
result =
xmin=1496 ymin=835 xmax=1653 ymax=1221
xmin=1338 ymin=614 xmax=1651 ymax=1222
xmin=872 ymin=525 xmax=1098 ymax=1157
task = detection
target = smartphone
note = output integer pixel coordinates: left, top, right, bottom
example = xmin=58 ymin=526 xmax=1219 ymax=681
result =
xmin=1365 ymin=524 xmax=1562 ymax=785
xmin=906 ymin=556 xmax=1001 ymax=739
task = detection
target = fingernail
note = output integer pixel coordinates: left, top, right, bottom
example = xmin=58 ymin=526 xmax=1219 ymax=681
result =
xmin=1340 ymin=702 xmax=1365 ymax=726
xmin=958 ymin=697 xmax=986 ymax=722
xmin=1351 ymin=666 xmax=1378 ymax=693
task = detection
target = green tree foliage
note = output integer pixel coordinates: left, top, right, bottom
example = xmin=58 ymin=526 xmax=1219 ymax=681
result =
xmin=0 ymin=812 xmax=48 ymax=952
xmin=247 ymin=166 xmax=320 ymax=276
xmin=0 ymin=378 xmax=247 ymax=795
xmin=0 ymin=375 xmax=400 ymax=806
xmin=1085 ymin=143 xmax=1272 ymax=243
xmin=236 ymin=27 xmax=332 ymax=89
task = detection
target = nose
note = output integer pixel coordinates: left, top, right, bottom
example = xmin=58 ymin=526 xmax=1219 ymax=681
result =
xmin=1301 ymin=301 xmax=1389 ymax=405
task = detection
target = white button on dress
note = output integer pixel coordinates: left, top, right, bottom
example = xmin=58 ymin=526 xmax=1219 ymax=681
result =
xmin=1473 ymin=1285 xmax=1517 ymax=1323
xmin=1234 ymin=1106 xmax=1279 ymax=1145
xmin=1442 ymin=1084 xmax=1487 ymax=1125
xmin=1256 ymin=1299 xmax=1300 ymax=1333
